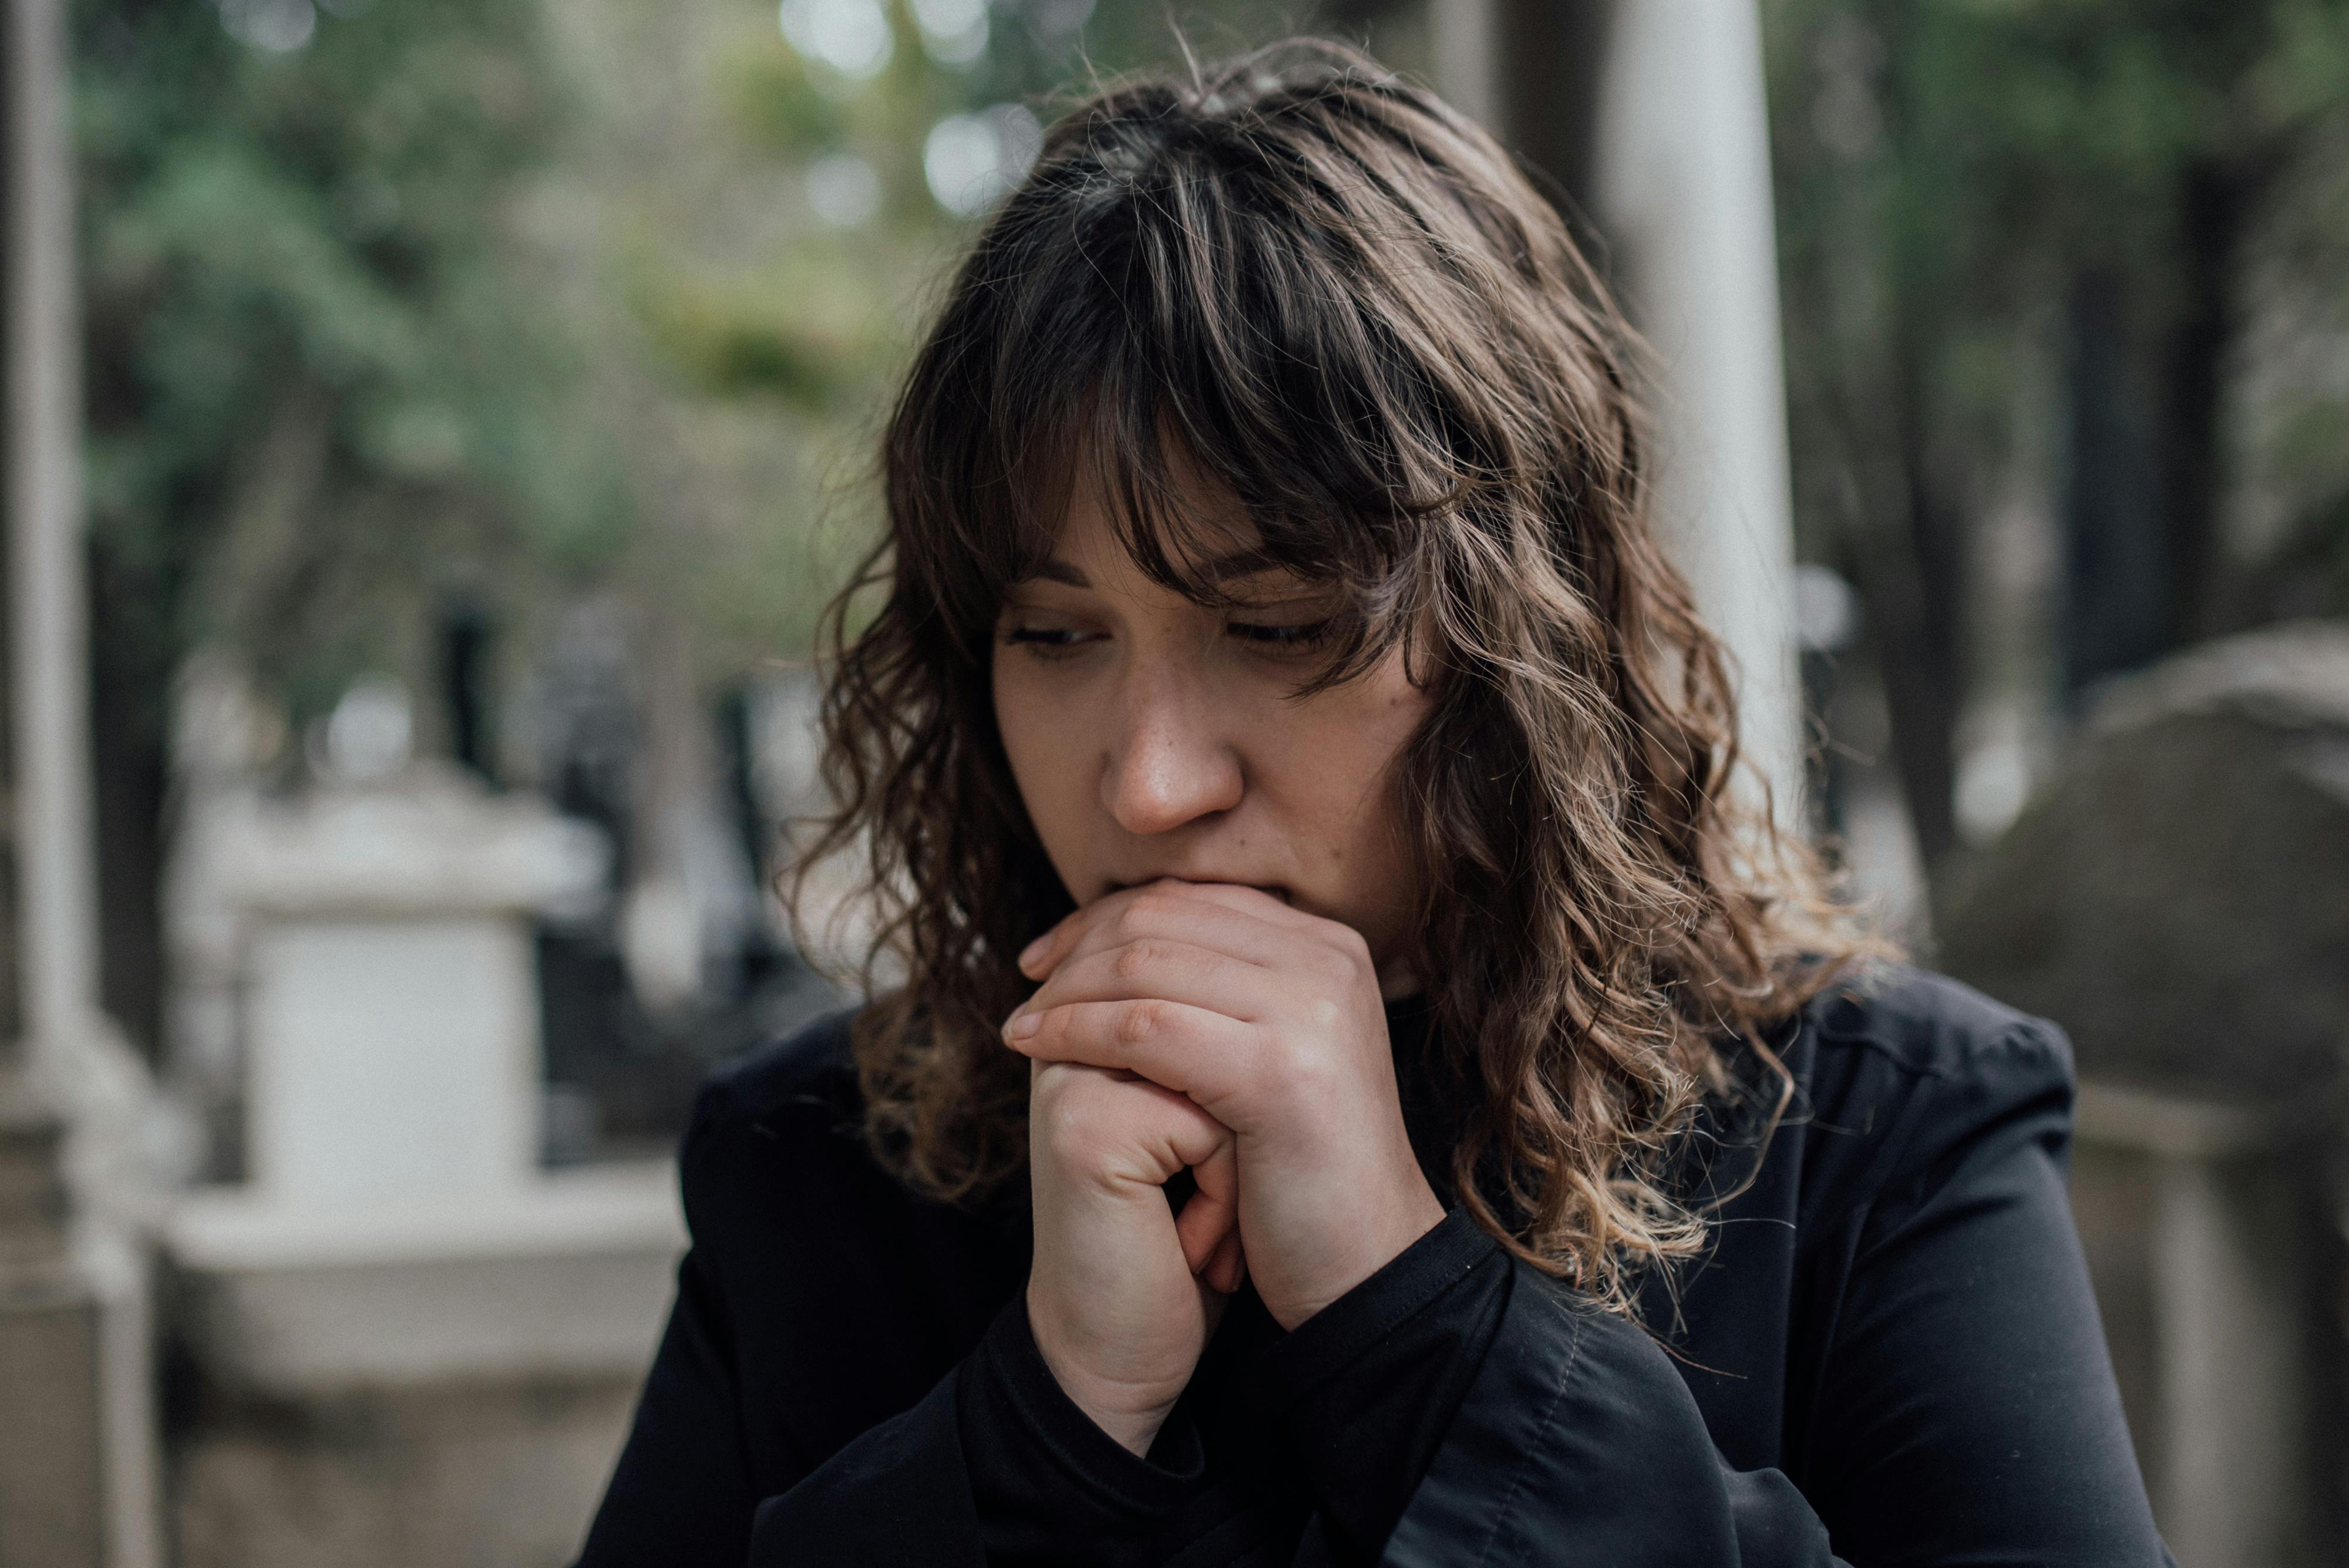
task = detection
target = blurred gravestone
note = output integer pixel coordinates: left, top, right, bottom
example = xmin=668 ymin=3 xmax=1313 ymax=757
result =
xmin=159 ymin=752 xmax=691 ymax=1568
xmin=1939 ymin=619 xmax=2349 ymax=1568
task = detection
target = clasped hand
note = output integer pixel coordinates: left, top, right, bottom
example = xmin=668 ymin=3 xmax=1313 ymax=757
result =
xmin=1002 ymin=879 xmax=1445 ymax=1455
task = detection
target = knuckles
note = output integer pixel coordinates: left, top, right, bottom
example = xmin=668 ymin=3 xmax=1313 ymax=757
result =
xmin=1109 ymin=938 xmax=1170 ymax=982
xmin=1030 ymin=1066 xmax=1125 ymax=1172
xmin=1307 ymin=939 xmax=1362 ymax=987
xmin=1118 ymin=893 xmax=1180 ymax=934
xmin=1116 ymin=997 xmax=1166 ymax=1045
xmin=1328 ymin=924 xmax=1375 ymax=978
xmin=1029 ymin=1056 xmax=1214 ymax=1185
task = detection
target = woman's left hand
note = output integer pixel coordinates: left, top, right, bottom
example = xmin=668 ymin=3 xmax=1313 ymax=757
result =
xmin=1002 ymin=878 xmax=1445 ymax=1330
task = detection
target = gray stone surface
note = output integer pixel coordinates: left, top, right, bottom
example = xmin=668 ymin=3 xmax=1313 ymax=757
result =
xmin=170 ymin=1375 xmax=637 ymax=1568
xmin=159 ymin=1161 xmax=678 ymax=1566
xmin=0 ymin=1265 xmax=105 ymax=1568
xmin=0 ymin=1083 xmax=69 ymax=1270
xmin=1939 ymin=621 xmax=2349 ymax=1563
xmin=1939 ymin=620 xmax=2349 ymax=1111
xmin=2067 ymin=1132 xmax=2330 ymax=1566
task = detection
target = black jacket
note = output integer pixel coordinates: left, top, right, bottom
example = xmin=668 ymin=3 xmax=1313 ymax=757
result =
xmin=575 ymin=966 xmax=2173 ymax=1566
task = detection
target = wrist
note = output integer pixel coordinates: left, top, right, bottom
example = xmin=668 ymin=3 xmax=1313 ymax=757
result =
xmin=1270 ymin=1173 xmax=1448 ymax=1330
xmin=1025 ymin=1283 xmax=1179 ymax=1458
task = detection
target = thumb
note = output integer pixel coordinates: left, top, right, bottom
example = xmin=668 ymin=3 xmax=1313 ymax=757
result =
xmin=1173 ymin=1135 xmax=1239 ymax=1277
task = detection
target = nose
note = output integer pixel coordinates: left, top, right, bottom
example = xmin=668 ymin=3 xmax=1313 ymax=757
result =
xmin=1101 ymin=655 xmax=1244 ymax=837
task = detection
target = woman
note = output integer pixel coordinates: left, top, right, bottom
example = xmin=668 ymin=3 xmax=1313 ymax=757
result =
xmin=577 ymin=40 xmax=2170 ymax=1567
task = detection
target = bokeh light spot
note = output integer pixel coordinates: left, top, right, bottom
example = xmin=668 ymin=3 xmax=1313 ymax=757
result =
xmin=923 ymin=103 xmax=1041 ymax=218
xmin=778 ymin=0 xmax=894 ymax=82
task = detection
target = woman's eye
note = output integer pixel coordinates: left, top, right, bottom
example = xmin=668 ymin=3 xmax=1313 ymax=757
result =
xmin=1230 ymin=620 xmax=1332 ymax=652
xmin=1002 ymin=625 xmax=1093 ymax=657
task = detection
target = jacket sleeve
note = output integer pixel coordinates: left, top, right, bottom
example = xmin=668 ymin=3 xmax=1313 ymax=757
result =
xmin=746 ymin=1373 xmax=987 ymax=1566
xmin=1386 ymin=1266 xmax=1843 ymax=1566
xmin=1381 ymin=1021 xmax=2173 ymax=1567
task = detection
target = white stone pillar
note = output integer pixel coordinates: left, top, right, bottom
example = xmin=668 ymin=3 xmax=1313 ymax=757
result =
xmin=1587 ymin=1 xmax=1803 ymax=824
xmin=1422 ymin=0 xmax=1805 ymax=823
xmin=4 ymin=1 xmax=164 ymax=1563
xmin=6 ymin=0 xmax=101 ymax=1072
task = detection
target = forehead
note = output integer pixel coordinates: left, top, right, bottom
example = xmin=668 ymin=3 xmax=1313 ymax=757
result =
xmin=1012 ymin=439 xmax=1299 ymax=597
xmin=1031 ymin=485 xmax=1277 ymax=583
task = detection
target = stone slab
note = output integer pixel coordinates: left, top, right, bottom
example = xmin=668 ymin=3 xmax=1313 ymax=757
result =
xmin=243 ymin=916 xmax=542 ymax=1209
xmin=166 ymin=1162 xmax=684 ymax=1393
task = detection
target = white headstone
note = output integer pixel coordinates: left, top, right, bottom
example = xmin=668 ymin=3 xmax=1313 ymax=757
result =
xmin=216 ymin=765 xmax=606 ymax=1210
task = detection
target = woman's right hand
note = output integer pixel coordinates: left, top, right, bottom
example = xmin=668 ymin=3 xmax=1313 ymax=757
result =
xmin=1024 ymin=1057 xmax=1243 ymax=1457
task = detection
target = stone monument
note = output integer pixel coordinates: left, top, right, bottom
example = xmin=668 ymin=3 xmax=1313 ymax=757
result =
xmin=1939 ymin=619 xmax=2349 ymax=1567
xmin=160 ymin=689 xmax=688 ymax=1567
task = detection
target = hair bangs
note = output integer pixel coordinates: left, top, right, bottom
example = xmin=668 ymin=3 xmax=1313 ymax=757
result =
xmin=961 ymin=170 xmax=1469 ymax=689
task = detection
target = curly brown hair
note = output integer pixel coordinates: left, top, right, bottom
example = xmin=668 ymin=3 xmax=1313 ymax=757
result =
xmin=793 ymin=38 xmax=1869 ymax=1314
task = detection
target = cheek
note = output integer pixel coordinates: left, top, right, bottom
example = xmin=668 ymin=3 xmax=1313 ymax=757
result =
xmin=1290 ymin=664 xmax=1431 ymax=878
xmin=991 ymin=655 xmax=1046 ymax=801
xmin=992 ymin=655 xmax=1086 ymax=854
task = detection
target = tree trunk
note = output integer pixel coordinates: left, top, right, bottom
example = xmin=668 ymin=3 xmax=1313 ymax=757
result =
xmin=2061 ymin=267 xmax=2168 ymax=704
xmin=2159 ymin=159 xmax=2252 ymax=648
xmin=85 ymin=540 xmax=167 ymax=1062
xmin=1849 ymin=338 xmax=1962 ymax=872
xmin=1493 ymin=0 xmax=1615 ymax=223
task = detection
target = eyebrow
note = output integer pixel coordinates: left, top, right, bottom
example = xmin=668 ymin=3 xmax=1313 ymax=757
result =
xmin=1015 ymin=547 xmax=1287 ymax=590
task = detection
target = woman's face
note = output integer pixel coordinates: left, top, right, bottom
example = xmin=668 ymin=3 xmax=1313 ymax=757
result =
xmin=990 ymin=475 xmax=1433 ymax=991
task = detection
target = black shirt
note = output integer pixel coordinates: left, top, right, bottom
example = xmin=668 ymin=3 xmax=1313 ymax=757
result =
xmin=574 ymin=966 xmax=2173 ymax=1566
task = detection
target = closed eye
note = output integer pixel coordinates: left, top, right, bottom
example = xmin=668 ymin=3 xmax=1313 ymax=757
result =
xmin=1001 ymin=625 xmax=1096 ymax=658
xmin=1230 ymin=620 xmax=1332 ymax=650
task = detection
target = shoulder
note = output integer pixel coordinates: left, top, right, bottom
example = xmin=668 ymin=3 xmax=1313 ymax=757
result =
xmin=673 ymin=1007 xmax=887 ymax=1236
xmin=1779 ymin=964 xmax=2077 ymax=1223
xmin=685 ymin=1005 xmax=865 ymax=1146
xmin=667 ymin=1009 xmax=1030 ymax=1466
xmin=1800 ymin=963 xmax=2074 ymax=1095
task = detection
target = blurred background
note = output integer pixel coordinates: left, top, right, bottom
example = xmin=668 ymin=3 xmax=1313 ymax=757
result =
xmin=1 ymin=0 xmax=2344 ymax=1563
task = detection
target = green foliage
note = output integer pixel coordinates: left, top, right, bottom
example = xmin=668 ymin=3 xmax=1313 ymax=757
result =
xmin=1768 ymin=0 xmax=2349 ymax=596
xmin=78 ymin=0 xmax=614 ymax=728
xmin=1765 ymin=0 xmax=2349 ymax=869
xmin=604 ymin=0 xmax=1322 ymax=657
xmin=75 ymin=0 xmax=1331 ymax=732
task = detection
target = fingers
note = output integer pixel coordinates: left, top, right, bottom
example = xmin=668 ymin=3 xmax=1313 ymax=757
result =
xmin=1009 ymin=998 xmax=1257 ymax=1112
xmin=1029 ymin=1060 xmax=1231 ymax=1192
xmin=1017 ymin=937 xmax=1277 ymax=1029
xmin=1019 ymin=879 xmax=1318 ymax=981
xmin=1172 ymin=1138 xmax=1237 ymax=1274
xmin=1204 ymin=1227 xmax=1247 ymax=1295
xmin=1005 ymin=889 xmax=1373 ymax=1055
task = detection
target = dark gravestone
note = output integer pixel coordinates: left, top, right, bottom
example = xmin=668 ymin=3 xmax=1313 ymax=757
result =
xmin=1939 ymin=620 xmax=2349 ymax=1568
xmin=1941 ymin=620 xmax=2349 ymax=1113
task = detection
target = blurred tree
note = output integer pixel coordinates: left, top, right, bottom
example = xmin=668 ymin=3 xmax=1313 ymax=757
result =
xmin=612 ymin=0 xmax=1314 ymax=512
xmin=70 ymin=0 xmax=1311 ymax=1059
xmin=1765 ymin=0 xmax=2349 ymax=879
xmin=76 ymin=0 xmax=605 ymax=1052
